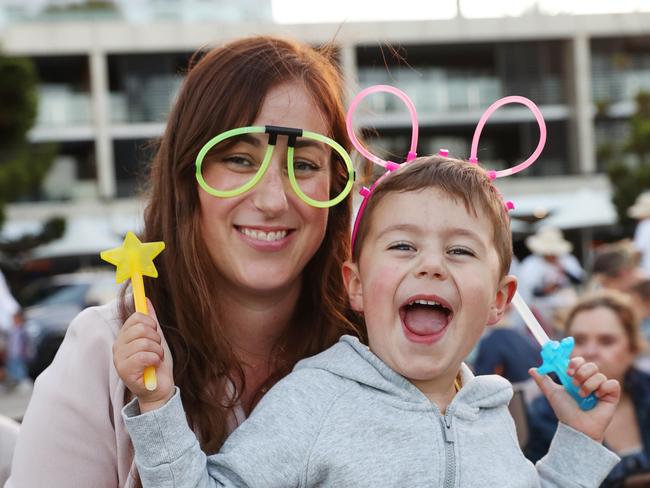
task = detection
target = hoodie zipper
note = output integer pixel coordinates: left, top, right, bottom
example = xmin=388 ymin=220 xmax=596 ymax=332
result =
xmin=440 ymin=408 xmax=456 ymax=488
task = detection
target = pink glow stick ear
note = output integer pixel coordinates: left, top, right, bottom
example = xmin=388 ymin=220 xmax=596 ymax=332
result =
xmin=470 ymin=96 xmax=546 ymax=178
xmin=346 ymin=85 xmax=419 ymax=168
xmin=347 ymin=85 xmax=419 ymax=250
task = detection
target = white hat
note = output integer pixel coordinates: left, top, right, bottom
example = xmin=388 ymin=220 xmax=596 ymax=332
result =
xmin=627 ymin=192 xmax=650 ymax=219
xmin=526 ymin=227 xmax=573 ymax=256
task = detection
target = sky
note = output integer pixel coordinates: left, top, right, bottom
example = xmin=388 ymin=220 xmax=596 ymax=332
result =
xmin=271 ymin=0 xmax=650 ymax=23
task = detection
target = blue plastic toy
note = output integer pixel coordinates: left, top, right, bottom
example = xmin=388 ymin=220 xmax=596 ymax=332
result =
xmin=538 ymin=337 xmax=598 ymax=411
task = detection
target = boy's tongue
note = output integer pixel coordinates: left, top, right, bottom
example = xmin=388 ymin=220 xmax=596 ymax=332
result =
xmin=404 ymin=306 xmax=449 ymax=335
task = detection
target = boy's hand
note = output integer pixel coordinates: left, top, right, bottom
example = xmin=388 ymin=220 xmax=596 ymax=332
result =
xmin=113 ymin=300 xmax=175 ymax=413
xmin=529 ymin=357 xmax=620 ymax=442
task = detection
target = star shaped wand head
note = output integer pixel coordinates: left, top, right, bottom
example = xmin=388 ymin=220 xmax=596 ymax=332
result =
xmin=100 ymin=231 xmax=165 ymax=283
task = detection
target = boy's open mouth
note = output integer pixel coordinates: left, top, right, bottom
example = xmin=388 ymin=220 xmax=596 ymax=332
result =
xmin=400 ymin=297 xmax=453 ymax=338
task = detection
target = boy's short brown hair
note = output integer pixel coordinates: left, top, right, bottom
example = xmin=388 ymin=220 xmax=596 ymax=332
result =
xmin=352 ymin=155 xmax=513 ymax=278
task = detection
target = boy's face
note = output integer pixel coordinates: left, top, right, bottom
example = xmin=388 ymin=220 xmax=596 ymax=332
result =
xmin=344 ymin=188 xmax=516 ymax=394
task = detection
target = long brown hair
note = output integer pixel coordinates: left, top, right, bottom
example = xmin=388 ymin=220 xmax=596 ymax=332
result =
xmin=121 ymin=36 xmax=360 ymax=461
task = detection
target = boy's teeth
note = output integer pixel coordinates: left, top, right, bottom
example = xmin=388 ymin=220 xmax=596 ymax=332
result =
xmin=412 ymin=299 xmax=441 ymax=307
xmin=241 ymin=228 xmax=287 ymax=242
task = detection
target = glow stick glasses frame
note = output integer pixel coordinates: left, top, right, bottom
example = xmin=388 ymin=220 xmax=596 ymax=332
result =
xmin=195 ymin=125 xmax=356 ymax=209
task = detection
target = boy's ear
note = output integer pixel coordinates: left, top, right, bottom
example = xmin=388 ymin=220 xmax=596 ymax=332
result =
xmin=487 ymin=274 xmax=517 ymax=326
xmin=342 ymin=260 xmax=364 ymax=313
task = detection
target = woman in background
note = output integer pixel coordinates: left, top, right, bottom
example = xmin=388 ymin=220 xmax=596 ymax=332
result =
xmin=525 ymin=290 xmax=650 ymax=487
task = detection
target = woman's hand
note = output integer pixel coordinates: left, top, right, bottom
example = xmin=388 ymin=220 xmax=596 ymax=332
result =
xmin=529 ymin=357 xmax=621 ymax=442
xmin=113 ymin=299 xmax=175 ymax=413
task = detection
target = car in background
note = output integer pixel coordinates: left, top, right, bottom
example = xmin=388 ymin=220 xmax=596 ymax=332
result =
xmin=23 ymin=271 xmax=121 ymax=379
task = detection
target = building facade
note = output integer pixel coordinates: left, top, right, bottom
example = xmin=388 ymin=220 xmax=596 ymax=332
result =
xmin=1 ymin=2 xmax=649 ymax=253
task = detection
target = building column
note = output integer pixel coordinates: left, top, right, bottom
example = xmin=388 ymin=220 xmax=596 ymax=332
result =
xmin=571 ymin=34 xmax=596 ymax=174
xmin=339 ymin=42 xmax=358 ymax=106
xmin=90 ymin=49 xmax=116 ymax=199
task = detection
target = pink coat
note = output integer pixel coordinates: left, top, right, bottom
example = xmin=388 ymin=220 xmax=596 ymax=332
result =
xmin=7 ymin=302 xmax=138 ymax=487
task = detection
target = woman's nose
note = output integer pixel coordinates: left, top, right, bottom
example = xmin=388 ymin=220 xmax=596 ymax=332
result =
xmin=579 ymin=342 xmax=599 ymax=362
xmin=250 ymin=152 xmax=290 ymax=216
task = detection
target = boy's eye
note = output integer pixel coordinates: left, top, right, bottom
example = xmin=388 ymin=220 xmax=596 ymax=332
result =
xmin=388 ymin=242 xmax=415 ymax=252
xmin=448 ymin=247 xmax=475 ymax=257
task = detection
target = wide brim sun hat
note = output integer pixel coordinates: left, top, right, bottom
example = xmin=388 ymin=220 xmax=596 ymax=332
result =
xmin=627 ymin=192 xmax=650 ymax=219
xmin=526 ymin=226 xmax=573 ymax=256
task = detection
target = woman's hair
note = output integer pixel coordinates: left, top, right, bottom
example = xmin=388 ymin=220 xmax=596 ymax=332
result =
xmin=565 ymin=289 xmax=645 ymax=354
xmin=351 ymin=155 xmax=513 ymax=278
xmin=631 ymin=279 xmax=650 ymax=302
xmin=121 ymin=36 xmax=360 ymax=458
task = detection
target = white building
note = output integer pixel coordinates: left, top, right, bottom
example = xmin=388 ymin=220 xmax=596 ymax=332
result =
xmin=1 ymin=1 xmax=649 ymax=258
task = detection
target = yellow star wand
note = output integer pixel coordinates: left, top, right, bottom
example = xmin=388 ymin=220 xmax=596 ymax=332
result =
xmin=101 ymin=231 xmax=165 ymax=391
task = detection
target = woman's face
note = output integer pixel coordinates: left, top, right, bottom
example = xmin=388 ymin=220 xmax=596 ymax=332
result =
xmin=569 ymin=306 xmax=636 ymax=382
xmin=198 ymin=82 xmax=331 ymax=298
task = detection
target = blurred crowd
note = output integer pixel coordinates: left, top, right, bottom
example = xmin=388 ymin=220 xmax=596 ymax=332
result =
xmin=473 ymin=191 xmax=650 ymax=487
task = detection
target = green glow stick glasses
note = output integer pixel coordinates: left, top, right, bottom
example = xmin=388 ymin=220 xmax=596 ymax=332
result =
xmin=195 ymin=125 xmax=355 ymax=208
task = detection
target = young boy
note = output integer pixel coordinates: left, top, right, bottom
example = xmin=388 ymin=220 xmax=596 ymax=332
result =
xmin=116 ymin=156 xmax=621 ymax=487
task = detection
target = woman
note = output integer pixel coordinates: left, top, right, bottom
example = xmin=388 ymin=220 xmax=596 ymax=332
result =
xmin=8 ymin=36 xmax=361 ymax=487
xmin=525 ymin=290 xmax=650 ymax=487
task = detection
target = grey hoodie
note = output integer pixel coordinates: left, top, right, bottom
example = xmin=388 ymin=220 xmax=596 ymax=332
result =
xmin=123 ymin=335 xmax=619 ymax=487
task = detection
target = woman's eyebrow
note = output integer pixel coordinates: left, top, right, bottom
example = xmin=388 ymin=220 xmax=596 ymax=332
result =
xmin=236 ymin=134 xmax=264 ymax=147
xmin=294 ymin=139 xmax=329 ymax=153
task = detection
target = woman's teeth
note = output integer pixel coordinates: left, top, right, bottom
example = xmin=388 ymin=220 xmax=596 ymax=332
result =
xmin=240 ymin=227 xmax=288 ymax=242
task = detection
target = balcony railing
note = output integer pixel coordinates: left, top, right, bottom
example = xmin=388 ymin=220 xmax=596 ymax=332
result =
xmin=36 ymin=85 xmax=92 ymax=127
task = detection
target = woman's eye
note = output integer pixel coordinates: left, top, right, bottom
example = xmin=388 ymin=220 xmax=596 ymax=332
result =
xmin=224 ymin=155 xmax=254 ymax=167
xmin=294 ymin=159 xmax=321 ymax=173
xmin=599 ymin=337 xmax=617 ymax=347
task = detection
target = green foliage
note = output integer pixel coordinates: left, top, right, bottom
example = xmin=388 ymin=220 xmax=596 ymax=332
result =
xmin=0 ymin=217 xmax=66 ymax=255
xmin=0 ymin=52 xmax=58 ymax=236
xmin=0 ymin=57 xmax=37 ymax=149
xmin=606 ymin=91 xmax=650 ymax=235
xmin=43 ymin=1 xmax=119 ymax=15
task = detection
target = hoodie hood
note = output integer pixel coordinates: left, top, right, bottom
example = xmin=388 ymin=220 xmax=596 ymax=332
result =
xmin=295 ymin=335 xmax=513 ymax=417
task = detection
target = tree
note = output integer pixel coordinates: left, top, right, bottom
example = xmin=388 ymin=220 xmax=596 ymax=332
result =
xmin=606 ymin=91 xmax=650 ymax=236
xmin=0 ymin=53 xmax=63 ymax=254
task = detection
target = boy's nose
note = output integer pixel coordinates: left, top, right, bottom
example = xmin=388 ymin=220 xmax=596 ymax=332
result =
xmin=415 ymin=253 xmax=448 ymax=280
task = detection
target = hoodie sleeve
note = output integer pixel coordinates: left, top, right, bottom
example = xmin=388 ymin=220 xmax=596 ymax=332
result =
xmin=123 ymin=370 xmax=335 ymax=488
xmin=535 ymin=423 xmax=620 ymax=487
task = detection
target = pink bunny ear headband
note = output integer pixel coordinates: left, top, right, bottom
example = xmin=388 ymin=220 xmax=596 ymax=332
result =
xmin=347 ymin=84 xmax=547 ymax=250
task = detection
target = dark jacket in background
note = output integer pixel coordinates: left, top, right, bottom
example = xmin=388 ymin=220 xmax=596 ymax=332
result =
xmin=525 ymin=367 xmax=650 ymax=487
xmin=473 ymin=327 xmax=541 ymax=383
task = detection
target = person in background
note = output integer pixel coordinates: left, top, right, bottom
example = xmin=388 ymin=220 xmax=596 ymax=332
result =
xmin=517 ymin=226 xmax=583 ymax=334
xmin=472 ymin=308 xmax=541 ymax=384
xmin=5 ymin=311 xmax=30 ymax=389
xmin=0 ymin=269 xmax=20 ymax=386
xmin=628 ymin=192 xmax=650 ymax=275
xmin=0 ymin=269 xmax=20 ymax=334
xmin=0 ymin=414 xmax=19 ymax=487
xmin=630 ymin=279 xmax=650 ymax=345
xmin=588 ymin=240 xmax=645 ymax=293
xmin=525 ymin=290 xmax=650 ymax=487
